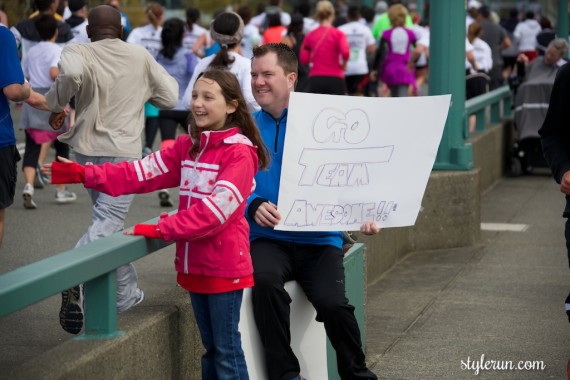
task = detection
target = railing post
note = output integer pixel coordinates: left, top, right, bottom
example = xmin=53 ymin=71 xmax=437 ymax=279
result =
xmin=503 ymin=96 xmax=512 ymax=117
xmin=429 ymin=0 xmax=473 ymax=170
xmin=77 ymin=271 xmax=124 ymax=339
xmin=475 ymin=110 xmax=486 ymax=132
xmin=490 ymin=102 xmax=501 ymax=123
xmin=559 ymin=0 xmax=569 ymax=54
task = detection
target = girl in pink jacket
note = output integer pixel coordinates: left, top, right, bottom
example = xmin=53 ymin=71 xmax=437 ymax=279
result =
xmin=47 ymin=69 xmax=270 ymax=379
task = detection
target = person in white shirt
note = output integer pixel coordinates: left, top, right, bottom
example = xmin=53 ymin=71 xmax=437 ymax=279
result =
xmin=514 ymin=10 xmax=542 ymax=62
xmin=338 ymin=6 xmax=376 ymax=96
xmin=237 ymin=5 xmax=262 ymax=59
xmin=182 ymin=11 xmax=260 ymax=113
xmin=467 ymin=22 xmax=492 ymax=74
xmin=409 ymin=11 xmax=429 ymax=93
xmin=251 ymin=0 xmax=291 ymax=33
xmin=126 ymin=2 xmax=163 ymax=58
xmin=20 ymin=14 xmax=77 ymax=208
xmin=182 ymin=7 xmax=207 ymax=55
xmin=466 ymin=22 xmax=492 ymax=133
xmin=66 ymin=0 xmax=89 ymax=44
xmin=466 ymin=0 xmax=481 ymax=29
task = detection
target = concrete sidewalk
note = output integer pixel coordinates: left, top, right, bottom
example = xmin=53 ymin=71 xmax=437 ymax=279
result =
xmin=364 ymin=173 xmax=569 ymax=379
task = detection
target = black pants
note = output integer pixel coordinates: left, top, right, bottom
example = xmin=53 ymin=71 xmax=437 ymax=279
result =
xmin=564 ymin=217 xmax=570 ymax=322
xmin=251 ymin=238 xmax=376 ymax=380
xmin=307 ymin=76 xmax=347 ymax=95
xmin=23 ymin=130 xmax=69 ymax=169
xmin=0 ymin=146 xmax=20 ymax=209
xmin=144 ymin=111 xmax=190 ymax=149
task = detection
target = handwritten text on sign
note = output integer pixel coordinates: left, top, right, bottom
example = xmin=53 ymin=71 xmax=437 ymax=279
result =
xmin=275 ymin=93 xmax=451 ymax=231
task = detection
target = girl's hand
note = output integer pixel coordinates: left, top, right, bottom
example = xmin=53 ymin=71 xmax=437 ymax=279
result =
xmin=127 ymin=224 xmax=163 ymax=239
xmin=41 ymin=156 xmax=73 ymax=176
xmin=360 ymin=220 xmax=380 ymax=235
xmin=44 ymin=157 xmax=85 ymax=184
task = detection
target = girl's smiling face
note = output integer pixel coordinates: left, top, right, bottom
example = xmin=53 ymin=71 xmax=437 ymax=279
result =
xmin=191 ymin=77 xmax=237 ymax=131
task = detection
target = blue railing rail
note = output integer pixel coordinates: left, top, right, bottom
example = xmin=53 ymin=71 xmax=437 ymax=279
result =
xmin=0 ymin=215 xmax=172 ymax=339
xmin=465 ymin=85 xmax=513 ymax=135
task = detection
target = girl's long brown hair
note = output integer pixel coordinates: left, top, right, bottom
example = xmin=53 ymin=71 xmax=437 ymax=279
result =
xmin=188 ymin=69 xmax=270 ymax=170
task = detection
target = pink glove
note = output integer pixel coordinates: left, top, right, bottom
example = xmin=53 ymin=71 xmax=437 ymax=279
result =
xmin=51 ymin=161 xmax=85 ymax=184
xmin=133 ymin=224 xmax=163 ymax=239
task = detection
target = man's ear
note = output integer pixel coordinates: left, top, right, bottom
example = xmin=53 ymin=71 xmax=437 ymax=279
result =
xmin=288 ymin=72 xmax=298 ymax=90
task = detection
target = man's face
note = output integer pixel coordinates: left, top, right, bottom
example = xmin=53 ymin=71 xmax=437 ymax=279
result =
xmin=544 ymin=46 xmax=562 ymax=66
xmin=251 ymin=52 xmax=297 ymax=117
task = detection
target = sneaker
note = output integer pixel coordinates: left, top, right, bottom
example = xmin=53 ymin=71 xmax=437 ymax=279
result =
xmin=34 ymin=166 xmax=46 ymax=189
xmin=55 ymin=187 xmax=77 ymax=204
xmin=142 ymin=146 xmax=152 ymax=158
xmin=158 ymin=189 xmax=174 ymax=207
xmin=134 ymin=289 xmax=145 ymax=307
xmin=118 ymin=288 xmax=145 ymax=313
xmin=59 ymin=285 xmax=84 ymax=335
xmin=22 ymin=184 xmax=37 ymax=209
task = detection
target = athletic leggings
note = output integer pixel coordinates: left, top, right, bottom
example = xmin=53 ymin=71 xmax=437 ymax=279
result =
xmin=144 ymin=110 xmax=190 ymax=149
xmin=23 ymin=130 xmax=69 ymax=169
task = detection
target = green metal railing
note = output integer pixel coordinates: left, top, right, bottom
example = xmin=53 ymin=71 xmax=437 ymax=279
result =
xmin=465 ymin=85 xmax=513 ymax=134
xmin=0 ymin=215 xmax=171 ymax=339
xmin=0 ymin=214 xmax=365 ymax=345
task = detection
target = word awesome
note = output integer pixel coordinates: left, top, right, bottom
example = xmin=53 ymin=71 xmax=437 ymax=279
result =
xmin=283 ymin=200 xmax=397 ymax=227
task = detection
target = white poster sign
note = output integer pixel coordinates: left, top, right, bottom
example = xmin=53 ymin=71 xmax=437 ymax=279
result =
xmin=275 ymin=92 xmax=451 ymax=231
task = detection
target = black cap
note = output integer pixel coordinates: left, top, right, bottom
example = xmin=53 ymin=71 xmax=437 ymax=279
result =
xmin=68 ymin=0 xmax=87 ymax=12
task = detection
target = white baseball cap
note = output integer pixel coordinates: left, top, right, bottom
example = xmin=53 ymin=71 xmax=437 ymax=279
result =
xmin=468 ymin=0 xmax=482 ymax=9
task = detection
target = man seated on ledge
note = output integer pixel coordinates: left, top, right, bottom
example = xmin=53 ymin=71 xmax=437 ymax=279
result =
xmin=246 ymin=42 xmax=380 ymax=380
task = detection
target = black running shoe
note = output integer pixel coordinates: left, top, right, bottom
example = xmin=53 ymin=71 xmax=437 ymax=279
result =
xmin=59 ymin=285 xmax=84 ymax=335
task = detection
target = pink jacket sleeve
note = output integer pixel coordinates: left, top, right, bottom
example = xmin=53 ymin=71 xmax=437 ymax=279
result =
xmin=84 ymin=139 xmax=184 ymax=196
xmin=339 ymin=30 xmax=350 ymax=62
xmin=158 ymin=145 xmax=258 ymax=242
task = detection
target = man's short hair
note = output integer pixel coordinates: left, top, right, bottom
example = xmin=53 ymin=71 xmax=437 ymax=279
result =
xmin=478 ymin=6 xmax=490 ymax=18
xmin=252 ymin=43 xmax=298 ymax=76
xmin=68 ymin=0 xmax=87 ymax=13
xmin=34 ymin=0 xmax=55 ymax=12
xmin=347 ymin=5 xmax=360 ymax=21
xmin=35 ymin=14 xmax=58 ymax=40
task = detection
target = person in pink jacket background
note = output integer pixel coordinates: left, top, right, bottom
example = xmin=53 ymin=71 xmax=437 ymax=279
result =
xmin=299 ymin=0 xmax=350 ymax=95
xmin=45 ymin=69 xmax=270 ymax=379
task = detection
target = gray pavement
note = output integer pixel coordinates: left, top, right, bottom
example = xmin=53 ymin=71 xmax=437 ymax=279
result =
xmin=1 ymin=104 xmax=569 ymax=378
xmin=365 ymin=173 xmax=570 ymax=379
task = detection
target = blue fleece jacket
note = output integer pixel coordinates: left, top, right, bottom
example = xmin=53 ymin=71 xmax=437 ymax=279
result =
xmin=246 ymin=108 xmax=343 ymax=248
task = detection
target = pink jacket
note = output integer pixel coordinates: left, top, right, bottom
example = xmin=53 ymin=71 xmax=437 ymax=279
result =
xmin=84 ymin=128 xmax=258 ymax=278
xmin=299 ymin=25 xmax=350 ymax=78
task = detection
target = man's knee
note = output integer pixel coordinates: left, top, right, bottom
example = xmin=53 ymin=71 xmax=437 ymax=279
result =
xmin=252 ymin=272 xmax=284 ymax=294
xmin=313 ymin=295 xmax=354 ymax=317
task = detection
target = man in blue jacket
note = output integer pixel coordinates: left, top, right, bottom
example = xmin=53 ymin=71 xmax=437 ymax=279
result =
xmin=247 ymin=42 xmax=379 ymax=380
